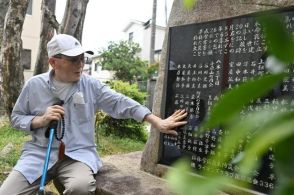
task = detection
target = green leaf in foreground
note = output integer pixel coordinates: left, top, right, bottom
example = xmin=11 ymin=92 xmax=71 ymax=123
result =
xmin=202 ymin=73 xmax=285 ymax=130
xmin=165 ymin=159 xmax=230 ymax=195
xmin=239 ymin=110 xmax=294 ymax=176
xmin=257 ymin=14 xmax=294 ymax=64
xmin=202 ymin=108 xmax=277 ymax=175
xmin=198 ymin=107 xmax=294 ymax=194
xmin=183 ymin=0 xmax=198 ymax=9
xmin=275 ymin=135 xmax=294 ymax=179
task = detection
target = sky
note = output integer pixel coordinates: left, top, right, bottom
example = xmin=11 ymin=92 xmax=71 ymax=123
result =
xmin=56 ymin=0 xmax=173 ymax=53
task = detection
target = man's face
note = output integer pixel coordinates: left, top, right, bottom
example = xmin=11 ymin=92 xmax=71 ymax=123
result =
xmin=51 ymin=54 xmax=86 ymax=82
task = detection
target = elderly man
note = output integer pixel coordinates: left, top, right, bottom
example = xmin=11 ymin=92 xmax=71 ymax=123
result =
xmin=0 ymin=34 xmax=187 ymax=195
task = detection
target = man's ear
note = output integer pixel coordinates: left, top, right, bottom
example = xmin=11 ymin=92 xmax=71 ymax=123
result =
xmin=48 ymin=57 xmax=56 ymax=69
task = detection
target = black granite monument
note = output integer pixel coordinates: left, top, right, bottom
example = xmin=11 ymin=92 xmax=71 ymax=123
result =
xmin=160 ymin=7 xmax=294 ymax=194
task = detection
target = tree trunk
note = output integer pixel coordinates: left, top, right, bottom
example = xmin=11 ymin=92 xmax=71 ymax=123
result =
xmin=33 ymin=0 xmax=57 ymax=75
xmin=0 ymin=0 xmax=10 ymax=45
xmin=59 ymin=0 xmax=89 ymax=42
xmin=146 ymin=0 xmax=157 ymax=110
xmin=164 ymin=0 xmax=168 ymax=26
xmin=0 ymin=0 xmax=29 ymax=117
xmin=0 ymin=0 xmax=10 ymax=113
xmin=149 ymin=0 xmax=156 ymax=65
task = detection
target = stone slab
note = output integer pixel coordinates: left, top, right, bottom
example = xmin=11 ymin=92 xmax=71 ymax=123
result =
xmin=96 ymin=151 xmax=174 ymax=195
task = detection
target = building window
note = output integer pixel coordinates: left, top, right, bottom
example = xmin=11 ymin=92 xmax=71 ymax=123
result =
xmin=154 ymin=49 xmax=161 ymax=63
xmin=95 ymin=63 xmax=99 ymax=71
xmin=21 ymin=49 xmax=31 ymax=69
xmin=143 ymin=19 xmax=151 ymax=29
xmin=26 ymin=0 xmax=32 ymax=15
xmin=128 ymin=32 xmax=133 ymax=42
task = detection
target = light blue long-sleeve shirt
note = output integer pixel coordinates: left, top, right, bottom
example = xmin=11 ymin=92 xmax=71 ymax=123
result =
xmin=11 ymin=70 xmax=151 ymax=184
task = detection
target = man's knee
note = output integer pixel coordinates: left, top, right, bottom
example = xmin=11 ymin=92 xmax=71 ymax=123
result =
xmin=0 ymin=170 xmax=39 ymax=195
xmin=63 ymin=176 xmax=96 ymax=195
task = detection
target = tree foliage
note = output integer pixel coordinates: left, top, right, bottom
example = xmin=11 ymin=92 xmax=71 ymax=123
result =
xmin=98 ymin=41 xmax=148 ymax=83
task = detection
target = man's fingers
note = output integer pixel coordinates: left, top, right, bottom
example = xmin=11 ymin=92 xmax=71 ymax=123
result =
xmin=170 ymin=109 xmax=187 ymax=120
xmin=174 ymin=109 xmax=186 ymax=116
xmin=161 ymin=120 xmax=187 ymax=135
xmin=171 ymin=109 xmax=182 ymax=117
xmin=51 ymin=107 xmax=65 ymax=115
xmin=171 ymin=109 xmax=186 ymax=117
xmin=175 ymin=112 xmax=187 ymax=121
xmin=177 ymin=121 xmax=187 ymax=126
xmin=170 ymin=121 xmax=187 ymax=128
xmin=163 ymin=129 xmax=178 ymax=136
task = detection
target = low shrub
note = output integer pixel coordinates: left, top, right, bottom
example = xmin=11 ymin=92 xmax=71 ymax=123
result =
xmin=95 ymin=80 xmax=148 ymax=142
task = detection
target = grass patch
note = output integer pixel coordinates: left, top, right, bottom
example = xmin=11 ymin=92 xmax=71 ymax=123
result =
xmin=0 ymin=125 xmax=30 ymax=181
xmin=97 ymin=134 xmax=146 ymax=156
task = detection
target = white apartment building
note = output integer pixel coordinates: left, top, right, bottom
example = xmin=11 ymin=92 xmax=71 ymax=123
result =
xmin=22 ymin=0 xmax=42 ymax=81
xmin=123 ymin=19 xmax=166 ymax=63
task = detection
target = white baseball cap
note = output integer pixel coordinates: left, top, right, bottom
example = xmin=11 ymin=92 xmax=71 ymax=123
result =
xmin=47 ymin=34 xmax=93 ymax=57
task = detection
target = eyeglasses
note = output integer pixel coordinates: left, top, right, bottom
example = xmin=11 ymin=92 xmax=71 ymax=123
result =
xmin=53 ymin=54 xmax=90 ymax=64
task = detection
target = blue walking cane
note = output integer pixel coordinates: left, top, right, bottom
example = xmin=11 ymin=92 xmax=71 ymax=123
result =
xmin=39 ymin=101 xmax=63 ymax=195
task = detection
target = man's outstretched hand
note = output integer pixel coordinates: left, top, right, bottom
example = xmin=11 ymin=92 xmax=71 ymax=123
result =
xmin=144 ymin=109 xmax=187 ymax=136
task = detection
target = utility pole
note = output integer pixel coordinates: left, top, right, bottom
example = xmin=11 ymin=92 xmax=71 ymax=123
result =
xmin=147 ymin=0 xmax=157 ymax=109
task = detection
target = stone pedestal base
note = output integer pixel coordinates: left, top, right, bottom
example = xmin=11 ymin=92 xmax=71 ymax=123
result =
xmin=96 ymin=151 xmax=173 ymax=195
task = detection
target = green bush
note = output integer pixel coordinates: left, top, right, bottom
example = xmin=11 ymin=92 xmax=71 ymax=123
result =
xmin=95 ymin=80 xmax=148 ymax=142
xmin=147 ymin=63 xmax=159 ymax=78
xmin=107 ymin=80 xmax=146 ymax=104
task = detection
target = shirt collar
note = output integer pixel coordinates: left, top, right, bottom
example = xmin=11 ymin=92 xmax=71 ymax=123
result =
xmin=47 ymin=69 xmax=81 ymax=89
xmin=47 ymin=70 xmax=83 ymax=102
